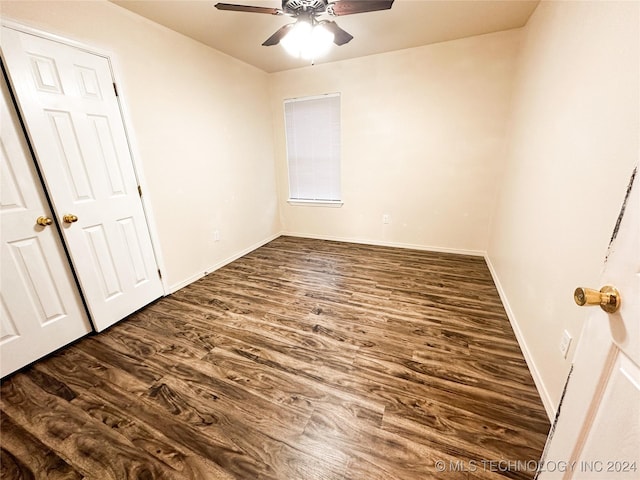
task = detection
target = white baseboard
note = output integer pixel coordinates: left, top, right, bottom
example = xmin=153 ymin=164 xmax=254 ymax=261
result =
xmin=484 ymin=254 xmax=556 ymax=421
xmin=167 ymin=232 xmax=281 ymax=294
xmin=281 ymin=231 xmax=485 ymax=257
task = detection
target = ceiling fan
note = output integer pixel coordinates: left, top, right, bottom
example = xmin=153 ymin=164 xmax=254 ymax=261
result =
xmin=215 ymin=0 xmax=395 ymax=49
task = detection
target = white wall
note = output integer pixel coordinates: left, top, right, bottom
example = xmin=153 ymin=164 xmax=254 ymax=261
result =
xmin=270 ymin=29 xmax=522 ymax=254
xmin=1 ymin=0 xmax=280 ymax=292
xmin=487 ymin=0 xmax=639 ymax=417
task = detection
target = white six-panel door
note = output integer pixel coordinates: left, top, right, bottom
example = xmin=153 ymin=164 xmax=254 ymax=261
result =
xmin=1 ymin=70 xmax=91 ymax=377
xmin=1 ymin=27 xmax=163 ymax=332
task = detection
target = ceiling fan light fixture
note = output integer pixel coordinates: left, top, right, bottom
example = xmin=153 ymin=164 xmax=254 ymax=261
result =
xmin=308 ymin=24 xmax=335 ymax=59
xmin=281 ymin=21 xmax=335 ymax=60
xmin=280 ymin=21 xmax=310 ymax=57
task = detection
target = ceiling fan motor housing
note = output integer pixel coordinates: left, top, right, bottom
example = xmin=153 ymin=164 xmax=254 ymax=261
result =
xmin=283 ymin=0 xmax=328 ymax=15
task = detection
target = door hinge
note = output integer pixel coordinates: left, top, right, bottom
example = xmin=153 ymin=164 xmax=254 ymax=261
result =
xmin=137 ymin=185 xmax=142 ymax=197
xmin=157 ymin=269 xmax=162 ymax=279
xmin=113 ymin=82 xmax=119 ymax=97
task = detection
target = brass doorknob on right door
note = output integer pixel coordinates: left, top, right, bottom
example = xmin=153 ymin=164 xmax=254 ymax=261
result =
xmin=574 ymin=286 xmax=621 ymax=313
xmin=63 ymin=214 xmax=78 ymax=224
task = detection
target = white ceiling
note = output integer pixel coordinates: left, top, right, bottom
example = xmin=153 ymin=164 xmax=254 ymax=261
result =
xmin=110 ymin=0 xmax=539 ymax=73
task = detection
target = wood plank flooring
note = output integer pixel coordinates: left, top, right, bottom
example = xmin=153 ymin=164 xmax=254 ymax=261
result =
xmin=1 ymin=236 xmax=550 ymax=479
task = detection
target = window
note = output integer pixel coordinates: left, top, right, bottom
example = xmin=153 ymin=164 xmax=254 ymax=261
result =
xmin=284 ymin=93 xmax=341 ymax=205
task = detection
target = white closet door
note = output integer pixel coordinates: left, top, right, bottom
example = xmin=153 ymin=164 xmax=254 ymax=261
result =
xmin=1 ymin=27 xmax=163 ymax=332
xmin=1 ymin=71 xmax=91 ymax=377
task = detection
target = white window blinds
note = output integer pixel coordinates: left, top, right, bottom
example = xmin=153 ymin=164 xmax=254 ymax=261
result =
xmin=284 ymin=94 xmax=341 ymax=203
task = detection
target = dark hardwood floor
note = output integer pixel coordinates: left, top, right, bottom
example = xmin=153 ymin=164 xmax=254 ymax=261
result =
xmin=1 ymin=236 xmax=550 ymax=479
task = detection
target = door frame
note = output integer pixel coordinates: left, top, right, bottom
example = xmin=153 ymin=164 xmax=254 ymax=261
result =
xmin=0 ymin=19 xmax=168 ymax=295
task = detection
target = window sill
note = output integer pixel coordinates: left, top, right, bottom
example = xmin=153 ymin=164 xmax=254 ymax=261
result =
xmin=287 ymin=199 xmax=343 ymax=208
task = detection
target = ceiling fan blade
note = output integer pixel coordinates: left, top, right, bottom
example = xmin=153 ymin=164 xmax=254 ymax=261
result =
xmin=215 ymin=3 xmax=283 ymax=15
xmin=328 ymin=0 xmax=394 ymax=16
xmin=322 ymin=21 xmax=354 ymax=46
xmin=262 ymin=24 xmax=295 ymax=46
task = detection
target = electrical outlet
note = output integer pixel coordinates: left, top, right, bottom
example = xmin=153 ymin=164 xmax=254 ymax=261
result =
xmin=559 ymin=330 xmax=572 ymax=359
xmin=382 ymin=214 xmax=390 ymax=224
xmin=213 ymin=230 xmax=220 ymax=242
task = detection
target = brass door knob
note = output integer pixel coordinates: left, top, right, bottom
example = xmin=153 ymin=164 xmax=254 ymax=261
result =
xmin=574 ymin=286 xmax=621 ymax=313
xmin=36 ymin=216 xmax=53 ymax=226
xmin=63 ymin=214 xmax=78 ymax=224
